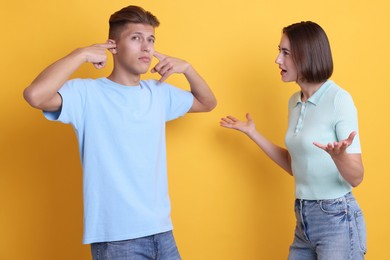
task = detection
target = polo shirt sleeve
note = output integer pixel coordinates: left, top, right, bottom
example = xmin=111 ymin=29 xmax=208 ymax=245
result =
xmin=43 ymin=79 xmax=87 ymax=129
xmin=334 ymin=90 xmax=362 ymax=153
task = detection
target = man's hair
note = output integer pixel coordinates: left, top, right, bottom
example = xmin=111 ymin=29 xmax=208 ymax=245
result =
xmin=109 ymin=5 xmax=160 ymax=40
xmin=283 ymin=21 xmax=333 ymax=83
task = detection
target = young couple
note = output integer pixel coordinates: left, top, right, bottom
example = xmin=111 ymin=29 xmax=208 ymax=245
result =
xmin=24 ymin=5 xmax=366 ymax=260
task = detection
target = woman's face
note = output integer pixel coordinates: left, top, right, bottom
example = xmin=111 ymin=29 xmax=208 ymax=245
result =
xmin=275 ymin=34 xmax=298 ymax=82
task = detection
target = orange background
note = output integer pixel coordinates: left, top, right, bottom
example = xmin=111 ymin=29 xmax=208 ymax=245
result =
xmin=1 ymin=0 xmax=389 ymax=259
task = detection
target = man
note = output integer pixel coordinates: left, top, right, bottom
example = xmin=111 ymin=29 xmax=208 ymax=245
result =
xmin=24 ymin=5 xmax=216 ymax=260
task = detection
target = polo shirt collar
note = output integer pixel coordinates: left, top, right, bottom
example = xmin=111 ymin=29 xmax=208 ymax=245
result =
xmin=294 ymin=80 xmax=333 ymax=106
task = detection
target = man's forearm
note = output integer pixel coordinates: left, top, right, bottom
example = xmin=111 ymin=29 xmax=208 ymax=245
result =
xmin=184 ymin=66 xmax=217 ymax=112
xmin=24 ymin=49 xmax=86 ymax=109
xmin=24 ymin=43 xmax=114 ymax=110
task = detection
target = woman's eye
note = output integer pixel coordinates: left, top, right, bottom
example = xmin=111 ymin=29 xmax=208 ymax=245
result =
xmin=278 ymin=48 xmax=290 ymax=56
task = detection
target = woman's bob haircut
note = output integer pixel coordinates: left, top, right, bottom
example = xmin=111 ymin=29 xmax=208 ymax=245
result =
xmin=283 ymin=21 xmax=333 ymax=83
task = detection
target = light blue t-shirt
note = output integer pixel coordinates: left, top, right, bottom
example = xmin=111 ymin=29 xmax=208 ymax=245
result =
xmin=44 ymin=78 xmax=194 ymax=244
xmin=285 ymin=80 xmax=361 ymax=200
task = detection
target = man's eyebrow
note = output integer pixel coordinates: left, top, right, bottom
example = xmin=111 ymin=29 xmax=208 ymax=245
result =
xmin=132 ymin=32 xmax=155 ymax=39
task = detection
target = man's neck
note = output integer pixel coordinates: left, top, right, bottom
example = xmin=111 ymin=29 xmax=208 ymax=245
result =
xmin=107 ymin=70 xmax=141 ymax=86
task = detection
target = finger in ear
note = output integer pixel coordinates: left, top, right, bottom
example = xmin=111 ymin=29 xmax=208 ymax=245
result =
xmin=106 ymin=39 xmax=117 ymax=54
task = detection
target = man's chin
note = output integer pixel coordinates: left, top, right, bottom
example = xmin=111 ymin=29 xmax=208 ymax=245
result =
xmin=132 ymin=68 xmax=149 ymax=76
xmin=139 ymin=66 xmax=151 ymax=75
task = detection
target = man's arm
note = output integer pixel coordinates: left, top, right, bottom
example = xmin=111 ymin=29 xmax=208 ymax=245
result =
xmin=151 ymin=52 xmax=217 ymax=112
xmin=24 ymin=42 xmax=116 ymax=111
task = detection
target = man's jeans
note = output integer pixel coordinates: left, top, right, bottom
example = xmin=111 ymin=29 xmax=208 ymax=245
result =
xmin=91 ymin=231 xmax=181 ymax=260
xmin=288 ymin=192 xmax=367 ymax=260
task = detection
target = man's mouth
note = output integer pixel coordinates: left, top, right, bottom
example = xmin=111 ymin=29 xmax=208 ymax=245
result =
xmin=139 ymin=56 xmax=151 ymax=63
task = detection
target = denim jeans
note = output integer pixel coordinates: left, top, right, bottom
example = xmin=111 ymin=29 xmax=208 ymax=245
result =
xmin=288 ymin=192 xmax=367 ymax=260
xmin=90 ymin=231 xmax=181 ymax=260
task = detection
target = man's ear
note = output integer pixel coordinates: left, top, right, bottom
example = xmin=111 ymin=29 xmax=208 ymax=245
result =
xmin=107 ymin=39 xmax=117 ymax=54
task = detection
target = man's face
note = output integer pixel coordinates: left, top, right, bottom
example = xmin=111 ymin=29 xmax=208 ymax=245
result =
xmin=113 ymin=23 xmax=156 ymax=75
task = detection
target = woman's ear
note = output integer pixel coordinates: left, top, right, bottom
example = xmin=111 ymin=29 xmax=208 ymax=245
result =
xmin=107 ymin=39 xmax=117 ymax=54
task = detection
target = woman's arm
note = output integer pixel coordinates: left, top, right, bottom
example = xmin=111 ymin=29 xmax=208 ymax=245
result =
xmin=220 ymin=113 xmax=292 ymax=175
xmin=313 ymin=131 xmax=364 ymax=187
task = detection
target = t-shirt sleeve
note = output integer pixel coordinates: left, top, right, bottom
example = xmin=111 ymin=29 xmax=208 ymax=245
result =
xmin=162 ymin=82 xmax=194 ymax=121
xmin=43 ymin=79 xmax=87 ymax=129
xmin=334 ymin=90 xmax=362 ymax=153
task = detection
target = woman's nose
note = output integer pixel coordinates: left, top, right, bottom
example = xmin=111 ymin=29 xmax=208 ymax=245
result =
xmin=275 ymin=53 xmax=282 ymax=64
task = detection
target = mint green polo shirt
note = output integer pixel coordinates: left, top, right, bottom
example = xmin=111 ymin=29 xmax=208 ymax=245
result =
xmin=285 ymin=80 xmax=361 ymax=200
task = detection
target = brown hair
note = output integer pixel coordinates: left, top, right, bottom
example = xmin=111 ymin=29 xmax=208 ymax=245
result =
xmin=109 ymin=5 xmax=160 ymax=40
xmin=283 ymin=21 xmax=333 ymax=83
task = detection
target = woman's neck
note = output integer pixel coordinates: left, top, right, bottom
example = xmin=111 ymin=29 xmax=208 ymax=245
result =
xmin=298 ymin=81 xmax=326 ymax=102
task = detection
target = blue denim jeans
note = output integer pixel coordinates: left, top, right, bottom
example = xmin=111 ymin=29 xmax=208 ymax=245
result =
xmin=288 ymin=192 xmax=367 ymax=260
xmin=90 ymin=231 xmax=181 ymax=260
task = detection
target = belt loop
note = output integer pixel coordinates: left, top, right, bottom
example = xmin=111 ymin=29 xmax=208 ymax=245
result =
xmin=344 ymin=191 xmax=350 ymax=202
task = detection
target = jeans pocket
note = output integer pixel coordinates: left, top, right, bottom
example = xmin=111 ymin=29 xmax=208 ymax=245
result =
xmin=354 ymin=210 xmax=367 ymax=253
xmin=319 ymin=198 xmax=347 ymax=214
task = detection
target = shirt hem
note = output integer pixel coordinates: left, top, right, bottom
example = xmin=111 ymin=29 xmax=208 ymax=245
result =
xmin=82 ymin=225 xmax=174 ymax=244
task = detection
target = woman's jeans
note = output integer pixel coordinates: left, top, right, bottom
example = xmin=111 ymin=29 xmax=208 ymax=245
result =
xmin=91 ymin=231 xmax=181 ymax=260
xmin=288 ymin=192 xmax=367 ymax=260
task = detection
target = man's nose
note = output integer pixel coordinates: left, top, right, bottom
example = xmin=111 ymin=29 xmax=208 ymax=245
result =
xmin=142 ymin=42 xmax=152 ymax=53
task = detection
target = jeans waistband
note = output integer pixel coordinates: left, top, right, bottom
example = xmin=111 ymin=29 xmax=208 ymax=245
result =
xmin=295 ymin=192 xmax=354 ymax=203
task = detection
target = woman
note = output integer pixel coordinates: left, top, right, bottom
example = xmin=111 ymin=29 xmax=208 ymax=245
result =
xmin=220 ymin=21 xmax=367 ymax=259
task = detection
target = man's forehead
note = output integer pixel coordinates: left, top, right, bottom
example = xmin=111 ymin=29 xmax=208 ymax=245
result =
xmin=123 ymin=23 xmax=155 ymax=36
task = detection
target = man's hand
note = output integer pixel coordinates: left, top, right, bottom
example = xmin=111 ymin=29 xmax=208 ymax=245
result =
xmin=151 ymin=51 xmax=191 ymax=83
xmin=150 ymin=51 xmax=216 ymax=112
xmin=81 ymin=42 xmax=116 ymax=69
